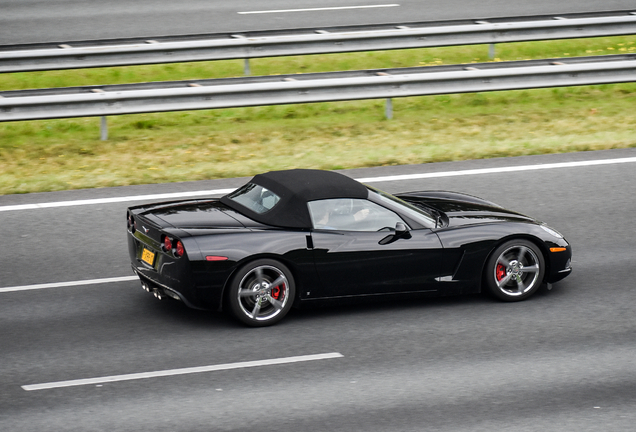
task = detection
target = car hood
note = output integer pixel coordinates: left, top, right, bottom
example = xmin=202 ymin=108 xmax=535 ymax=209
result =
xmin=398 ymin=191 xmax=537 ymax=227
xmin=134 ymin=199 xmax=246 ymax=229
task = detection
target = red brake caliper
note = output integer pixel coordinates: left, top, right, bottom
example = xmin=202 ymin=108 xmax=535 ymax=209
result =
xmin=271 ymin=285 xmax=281 ymax=300
xmin=496 ymin=264 xmax=507 ymax=281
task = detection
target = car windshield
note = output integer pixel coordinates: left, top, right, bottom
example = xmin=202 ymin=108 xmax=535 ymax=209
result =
xmin=368 ymin=186 xmax=437 ymax=227
xmin=226 ymin=183 xmax=281 ymax=214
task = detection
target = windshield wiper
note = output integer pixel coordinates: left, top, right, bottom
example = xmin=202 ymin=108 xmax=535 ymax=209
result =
xmin=425 ymin=207 xmax=445 ymax=229
xmin=433 ymin=210 xmax=442 ymax=229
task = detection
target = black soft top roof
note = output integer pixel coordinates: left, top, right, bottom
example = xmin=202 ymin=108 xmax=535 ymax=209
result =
xmin=220 ymin=169 xmax=369 ymax=228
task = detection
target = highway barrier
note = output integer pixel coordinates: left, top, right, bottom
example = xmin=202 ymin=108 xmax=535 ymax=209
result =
xmin=2 ymin=55 xmax=635 ymax=122
xmin=1 ymin=10 xmax=635 ymax=73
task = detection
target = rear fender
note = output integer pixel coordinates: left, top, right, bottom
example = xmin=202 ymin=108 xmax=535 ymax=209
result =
xmin=219 ymin=252 xmax=308 ymax=311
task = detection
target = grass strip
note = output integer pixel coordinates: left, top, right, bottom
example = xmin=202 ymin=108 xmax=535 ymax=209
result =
xmin=1 ymin=36 xmax=635 ymax=195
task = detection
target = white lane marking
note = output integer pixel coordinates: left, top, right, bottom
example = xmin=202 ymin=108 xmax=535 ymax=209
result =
xmin=238 ymin=4 xmax=400 ymax=14
xmin=1 ymin=156 xmax=635 ymax=213
xmin=3 ymin=155 xmax=634 ymax=293
xmin=0 ymin=188 xmax=235 ymax=212
xmin=356 ymin=156 xmax=636 ymax=183
xmin=0 ymin=276 xmax=138 ymax=293
xmin=22 ymin=352 xmax=344 ymax=391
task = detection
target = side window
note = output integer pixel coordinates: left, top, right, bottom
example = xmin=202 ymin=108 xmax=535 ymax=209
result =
xmin=308 ymin=199 xmax=405 ymax=231
xmin=227 ymin=183 xmax=280 ymax=214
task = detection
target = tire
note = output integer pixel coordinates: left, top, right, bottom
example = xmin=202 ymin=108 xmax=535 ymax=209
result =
xmin=228 ymin=259 xmax=295 ymax=327
xmin=484 ymin=239 xmax=545 ymax=301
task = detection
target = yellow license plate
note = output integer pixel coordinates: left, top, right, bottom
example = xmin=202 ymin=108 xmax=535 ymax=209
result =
xmin=141 ymin=248 xmax=155 ymax=266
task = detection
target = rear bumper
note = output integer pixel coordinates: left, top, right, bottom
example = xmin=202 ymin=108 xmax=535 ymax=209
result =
xmin=131 ymin=266 xmax=205 ymax=309
xmin=128 ymin=230 xmax=207 ymax=309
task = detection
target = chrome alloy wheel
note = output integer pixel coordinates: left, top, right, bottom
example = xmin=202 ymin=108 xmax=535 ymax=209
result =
xmin=236 ymin=264 xmax=290 ymax=322
xmin=493 ymin=244 xmax=542 ymax=297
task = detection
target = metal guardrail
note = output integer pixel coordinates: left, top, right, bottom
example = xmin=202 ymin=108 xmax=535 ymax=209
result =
xmin=2 ymin=55 xmax=635 ymax=122
xmin=1 ymin=10 xmax=635 ymax=73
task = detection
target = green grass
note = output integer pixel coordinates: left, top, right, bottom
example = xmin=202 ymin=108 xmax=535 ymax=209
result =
xmin=1 ymin=36 xmax=636 ymax=195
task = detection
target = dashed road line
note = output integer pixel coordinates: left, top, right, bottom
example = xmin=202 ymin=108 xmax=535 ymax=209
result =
xmin=0 ymin=276 xmax=138 ymax=293
xmin=22 ymin=352 xmax=344 ymax=391
xmin=238 ymin=4 xmax=400 ymax=14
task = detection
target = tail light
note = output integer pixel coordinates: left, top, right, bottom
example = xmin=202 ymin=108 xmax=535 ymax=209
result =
xmin=175 ymin=241 xmax=185 ymax=258
xmin=161 ymin=234 xmax=185 ymax=258
xmin=163 ymin=235 xmax=172 ymax=252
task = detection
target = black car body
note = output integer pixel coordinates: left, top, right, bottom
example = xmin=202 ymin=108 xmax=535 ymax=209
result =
xmin=127 ymin=169 xmax=572 ymax=326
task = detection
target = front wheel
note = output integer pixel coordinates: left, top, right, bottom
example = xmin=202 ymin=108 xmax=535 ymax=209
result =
xmin=484 ymin=239 xmax=545 ymax=301
xmin=228 ymin=259 xmax=295 ymax=327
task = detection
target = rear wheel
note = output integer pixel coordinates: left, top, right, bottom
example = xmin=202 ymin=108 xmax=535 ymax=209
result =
xmin=484 ymin=239 xmax=545 ymax=301
xmin=228 ymin=259 xmax=295 ymax=327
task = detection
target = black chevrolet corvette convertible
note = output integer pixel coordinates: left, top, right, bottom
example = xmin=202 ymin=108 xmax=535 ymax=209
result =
xmin=127 ymin=169 xmax=572 ymax=326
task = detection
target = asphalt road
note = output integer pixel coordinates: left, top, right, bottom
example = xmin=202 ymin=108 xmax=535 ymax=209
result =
xmin=1 ymin=148 xmax=635 ymax=431
xmin=2 ymin=0 xmax=636 ymax=45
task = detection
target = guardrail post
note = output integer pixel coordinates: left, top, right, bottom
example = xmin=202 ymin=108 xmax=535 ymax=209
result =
xmin=385 ymin=98 xmax=393 ymax=120
xmin=100 ymin=116 xmax=108 ymax=140
xmin=489 ymin=44 xmax=496 ymax=60
xmin=244 ymin=59 xmax=251 ymax=76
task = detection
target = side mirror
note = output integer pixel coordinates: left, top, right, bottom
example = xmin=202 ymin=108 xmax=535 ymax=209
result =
xmin=395 ymin=222 xmax=409 ymax=236
xmin=379 ymin=222 xmax=411 ymax=245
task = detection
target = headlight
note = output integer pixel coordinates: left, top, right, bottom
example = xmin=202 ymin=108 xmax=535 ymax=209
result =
xmin=540 ymin=224 xmax=564 ymax=239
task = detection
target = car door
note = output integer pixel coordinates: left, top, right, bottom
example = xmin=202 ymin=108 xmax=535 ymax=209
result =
xmin=306 ymin=198 xmax=444 ymax=299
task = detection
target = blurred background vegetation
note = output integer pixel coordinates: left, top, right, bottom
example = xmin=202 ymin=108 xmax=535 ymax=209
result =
xmin=1 ymin=36 xmax=635 ymax=194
